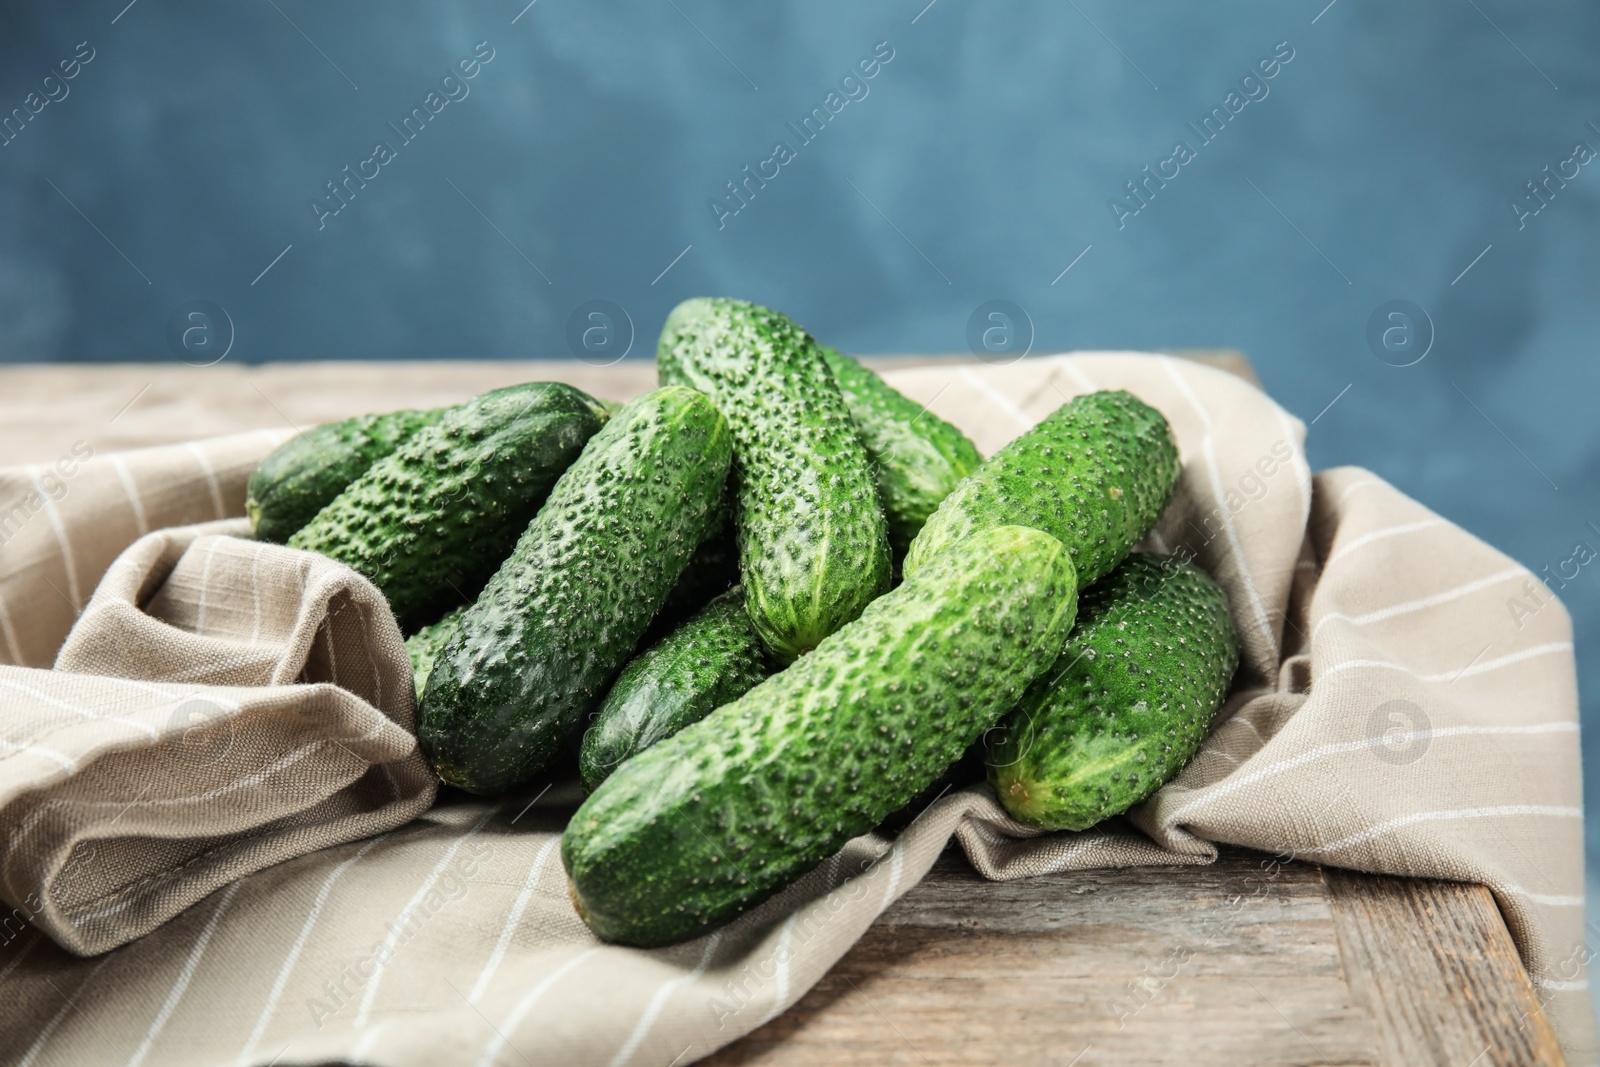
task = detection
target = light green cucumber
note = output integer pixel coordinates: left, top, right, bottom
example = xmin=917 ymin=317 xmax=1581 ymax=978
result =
xmin=562 ymin=525 xmax=1079 ymax=947
xmin=904 ymin=390 xmax=1180 ymax=587
xmin=989 ymin=553 xmax=1239 ymax=830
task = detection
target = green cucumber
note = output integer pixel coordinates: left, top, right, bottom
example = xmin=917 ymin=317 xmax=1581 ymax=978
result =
xmin=657 ymin=298 xmax=891 ymax=662
xmin=247 ymin=407 xmax=446 ymax=543
xmin=579 ymin=586 xmax=769 ymax=793
xmin=989 ymin=553 xmax=1239 ymax=830
xmin=904 ymin=390 xmax=1180 ymax=587
xmin=288 ymin=382 xmax=606 ymax=633
xmin=820 ymin=347 xmax=982 ymax=557
xmin=563 ymin=525 xmax=1080 ymax=947
xmin=405 ymin=606 xmax=466 ymax=700
xmin=420 ymin=386 xmax=732 ymax=795
xmin=639 ymin=499 xmax=738 ymax=649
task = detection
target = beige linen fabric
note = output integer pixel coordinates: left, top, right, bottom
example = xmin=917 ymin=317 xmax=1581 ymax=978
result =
xmin=0 ymin=353 xmax=1590 ymax=1066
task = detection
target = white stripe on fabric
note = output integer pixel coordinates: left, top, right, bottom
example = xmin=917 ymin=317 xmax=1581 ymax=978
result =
xmin=1533 ymin=975 xmax=1590 ymax=993
xmin=1159 ymin=356 xmax=1213 ymax=429
xmin=1165 ymin=722 xmax=1579 ymax=826
xmin=1304 ymin=805 xmax=1582 ymax=858
xmin=236 ymin=836 xmax=388 ymax=1066
xmin=347 ymin=1020 xmax=389 ymax=1064
xmin=877 ymin=843 xmax=906 ymax=915
xmin=1311 ymin=567 xmax=1527 ymax=640
xmin=468 ymin=837 xmax=559 ymax=1004
xmin=1494 ymin=883 xmax=1585 ymax=907
xmin=0 ymin=676 xmax=160 ymax=740
xmin=957 ymin=366 xmax=1033 ymax=429
xmin=184 ymin=442 xmax=226 ymax=520
xmin=352 ymin=806 xmax=500 ymax=1028
xmin=248 ymin=542 xmax=264 ymax=643
xmin=1200 ymin=437 xmax=1278 ymax=657
xmin=0 ymin=736 xmax=78 ymax=773
xmin=1271 ymin=407 xmax=1312 ymax=514
xmin=477 ymin=947 xmax=604 ymax=1067
xmin=123 ymin=881 xmax=240 ymax=1067
xmin=1314 ymin=643 xmax=1573 ymax=685
xmin=1325 ymin=519 xmax=1444 ymax=567
xmin=756 ymin=915 xmax=799 ymax=1028
xmin=1222 ymin=715 xmax=1266 ymax=743
xmin=1059 ymin=361 xmax=1097 ymax=394
xmin=109 ymin=454 xmax=150 ymax=536
xmin=1335 ymin=478 xmax=1383 ymax=509
xmin=193 ymin=538 xmax=222 ymax=637
xmin=27 ymin=466 xmax=81 ymax=608
xmin=605 ymin=933 xmax=723 ymax=1067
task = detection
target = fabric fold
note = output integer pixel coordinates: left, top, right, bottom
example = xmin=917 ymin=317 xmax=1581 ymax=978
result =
xmin=0 ymin=513 xmax=435 ymax=956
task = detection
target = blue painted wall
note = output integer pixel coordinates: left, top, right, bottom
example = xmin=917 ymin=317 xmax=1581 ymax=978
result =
xmin=3 ymin=0 xmax=1597 ymax=996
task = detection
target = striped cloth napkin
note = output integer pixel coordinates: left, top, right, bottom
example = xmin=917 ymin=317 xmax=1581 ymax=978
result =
xmin=0 ymin=353 xmax=1590 ymax=1066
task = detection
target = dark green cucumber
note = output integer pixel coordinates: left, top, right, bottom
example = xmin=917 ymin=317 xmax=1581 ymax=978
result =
xmin=657 ymin=298 xmax=891 ymax=662
xmin=563 ymin=525 xmax=1080 ymax=947
xmin=579 ymin=586 xmax=769 ymax=793
xmin=288 ymin=382 xmax=606 ymax=633
xmin=248 ymin=408 xmax=446 ymax=543
xmin=639 ymin=511 xmax=738 ymax=648
xmin=905 ymin=390 xmax=1179 ymax=586
xmin=820 ymin=346 xmax=982 ymax=557
xmin=420 ymin=386 xmax=732 ymax=795
xmin=989 ymin=553 xmax=1239 ymax=830
xmin=405 ymin=606 xmax=466 ymax=699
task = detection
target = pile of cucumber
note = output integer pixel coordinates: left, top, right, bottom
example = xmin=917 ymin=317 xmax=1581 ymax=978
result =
xmin=247 ymin=297 xmax=1239 ymax=947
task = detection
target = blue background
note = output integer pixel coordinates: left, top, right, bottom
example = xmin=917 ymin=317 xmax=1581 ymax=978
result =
xmin=3 ymin=0 xmax=1597 ymax=1002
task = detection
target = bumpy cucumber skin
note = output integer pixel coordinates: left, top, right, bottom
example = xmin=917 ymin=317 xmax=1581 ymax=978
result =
xmin=248 ymin=408 xmax=446 ymax=544
xmin=405 ymin=606 xmax=466 ymax=700
xmin=579 ymin=586 xmax=770 ymax=793
xmin=657 ymin=298 xmax=891 ymax=662
xmin=563 ymin=525 xmax=1080 ymax=948
xmin=820 ymin=346 xmax=982 ymax=557
xmin=639 ymin=496 xmax=738 ymax=648
xmin=904 ymin=390 xmax=1180 ymax=588
xmin=420 ymin=386 xmax=732 ymax=795
xmin=989 ymin=553 xmax=1239 ymax=831
xmin=288 ymin=383 xmax=606 ymax=633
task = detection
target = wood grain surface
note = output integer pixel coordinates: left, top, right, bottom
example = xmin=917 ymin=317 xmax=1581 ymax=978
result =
xmin=704 ymin=849 xmax=1562 ymax=1067
xmin=0 ymin=353 xmax=1561 ymax=1066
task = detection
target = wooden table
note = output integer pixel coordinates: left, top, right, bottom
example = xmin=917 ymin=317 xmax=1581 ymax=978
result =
xmin=0 ymin=356 xmax=1564 ymax=1066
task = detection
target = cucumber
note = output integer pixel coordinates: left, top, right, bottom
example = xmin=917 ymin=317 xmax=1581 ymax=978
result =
xmin=639 ymin=498 xmax=738 ymax=649
xmin=288 ymin=382 xmax=606 ymax=633
xmin=420 ymin=386 xmax=732 ymax=795
xmin=579 ymin=586 xmax=769 ymax=793
xmin=820 ymin=347 xmax=982 ymax=557
xmin=563 ymin=525 xmax=1080 ymax=947
xmin=657 ymin=298 xmax=891 ymax=662
xmin=247 ymin=407 xmax=446 ymax=543
xmin=405 ymin=606 xmax=465 ymax=699
xmin=904 ymin=390 xmax=1180 ymax=587
xmin=989 ymin=553 xmax=1239 ymax=830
